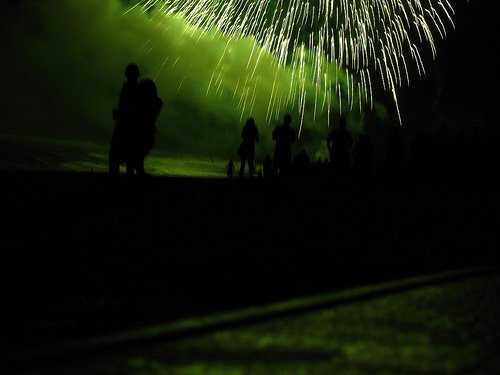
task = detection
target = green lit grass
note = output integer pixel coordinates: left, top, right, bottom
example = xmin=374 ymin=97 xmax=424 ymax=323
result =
xmin=35 ymin=273 xmax=500 ymax=374
xmin=142 ymin=154 xmax=227 ymax=178
xmin=61 ymin=152 xmax=227 ymax=178
xmin=0 ymin=136 xmax=227 ymax=178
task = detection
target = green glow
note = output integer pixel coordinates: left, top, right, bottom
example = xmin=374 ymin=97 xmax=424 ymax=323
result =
xmin=62 ymin=155 xmax=228 ymax=178
xmin=135 ymin=0 xmax=454 ymax=125
xmin=121 ymin=273 xmax=499 ymax=374
xmin=0 ymin=135 xmax=228 ymax=177
xmin=0 ymin=0 xmax=370 ymax=176
xmin=27 ymin=271 xmax=499 ymax=373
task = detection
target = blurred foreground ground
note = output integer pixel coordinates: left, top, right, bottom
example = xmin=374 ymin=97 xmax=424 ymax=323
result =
xmin=20 ymin=272 xmax=500 ymax=374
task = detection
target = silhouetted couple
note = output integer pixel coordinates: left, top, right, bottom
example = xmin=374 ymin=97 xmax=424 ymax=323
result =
xmin=237 ymin=114 xmax=295 ymax=180
xmin=109 ymin=63 xmax=163 ymax=176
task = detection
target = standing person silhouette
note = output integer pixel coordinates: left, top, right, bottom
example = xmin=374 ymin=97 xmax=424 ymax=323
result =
xmin=226 ymin=158 xmax=235 ymax=179
xmin=383 ymin=125 xmax=405 ymax=184
xmin=130 ymin=79 xmax=163 ymax=176
xmin=238 ymin=117 xmax=259 ymax=178
xmin=109 ymin=63 xmax=141 ymax=175
xmin=327 ymin=117 xmax=353 ymax=177
xmin=352 ymin=133 xmax=374 ymax=177
xmin=272 ymin=114 xmax=295 ymax=179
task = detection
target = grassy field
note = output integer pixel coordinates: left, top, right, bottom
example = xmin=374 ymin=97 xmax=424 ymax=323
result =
xmin=0 ymin=136 xmax=227 ymax=177
xmin=19 ymin=272 xmax=500 ymax=374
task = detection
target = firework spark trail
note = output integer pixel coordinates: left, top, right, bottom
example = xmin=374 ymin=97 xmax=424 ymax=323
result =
xmin=134 ymin=0 xmax=454 ymax=130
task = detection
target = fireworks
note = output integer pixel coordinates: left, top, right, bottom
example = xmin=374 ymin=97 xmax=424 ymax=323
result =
xmin=130 ymin=0 xmax=455 ymax=128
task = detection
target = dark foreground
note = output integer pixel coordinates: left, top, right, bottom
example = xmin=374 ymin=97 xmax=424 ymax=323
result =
xmin=18 ymin=272 xmax=500 ymax=374
xmin=1 ymin=169 xmax=498 ymax=369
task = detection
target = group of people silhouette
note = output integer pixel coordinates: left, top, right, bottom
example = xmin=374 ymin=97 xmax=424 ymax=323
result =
xmin=235 ymin=114 xmax=296 ymax=180
xmin=233 ymin=113 xmax=364 ymax=181
xmin=234 ymin=112 xmax=490 ymax=186
xmin=235 ymin=113 xmax=364 ymax=181
xmin=109 ymin=63 xmax=163 ymax=176
xmin=110 ymin=63 xmax=489 ymax=185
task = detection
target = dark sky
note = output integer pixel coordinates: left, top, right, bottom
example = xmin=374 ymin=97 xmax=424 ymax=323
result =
xmin=440 ymin=1 xmax=499 ymax=116
xmin=394 ymin=1 xmax=499 ymax=137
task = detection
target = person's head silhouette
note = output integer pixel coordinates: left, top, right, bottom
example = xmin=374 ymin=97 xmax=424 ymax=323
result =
xmin=284 ymin=114 xmax=292 ymax=127
xmin=246 ymin=117 xmax=255 ymax=128
xmin=125 ymin=63 xmax=140 ymax=82
xmin=339 ymin=117 xmax=346 ymax=130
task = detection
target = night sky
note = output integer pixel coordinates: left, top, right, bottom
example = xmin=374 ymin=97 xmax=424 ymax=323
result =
xmin=395 ymin=1 xmax=499 ymax=137
xmin=1 ymin=1 xmax=498 ymax=167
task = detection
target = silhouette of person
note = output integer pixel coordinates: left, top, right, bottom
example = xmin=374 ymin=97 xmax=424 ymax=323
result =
xmin=109 ymin=63 xmax=141 ymax=175
xmin=293 ymin=148 xmax=311 ymax=180
xmin=434 ymin=122 xmax=449 ymax=179
xmin=383 ymin=125 xmax=405 ymax=183
xmin=449 ymin=126 xmax=466 ymax=179
xmin=469 ymin=125 xmax=483 ymax=177
xmin=129 ymin=79 xmax=163 ymax=176
xmin=436 ymin=122 xmax=448 ymax=148
xmin=409 ymin=130 xmax=433 ymax=181
xmin=227 ymin=158 xmax=234 ymax=179
xmin=353 ymin=133 xmax=374 ymax=177
xmin=238 ymin=117 xmax=259 ymax=178
xmin=327 ymin=117 xmax=353 ymax=177
xmin=272 ymin=114 xmax=295 ymax=179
